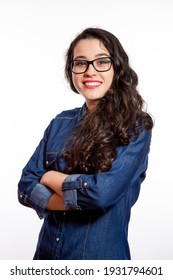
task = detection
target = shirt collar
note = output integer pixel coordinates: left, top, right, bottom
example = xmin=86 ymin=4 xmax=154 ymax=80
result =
xmin=77 ymin=103 xmax=87 ymax=122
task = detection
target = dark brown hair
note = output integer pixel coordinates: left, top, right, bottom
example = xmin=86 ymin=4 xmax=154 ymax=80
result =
xmin=63 ymin=27 xmax=154 ymax=174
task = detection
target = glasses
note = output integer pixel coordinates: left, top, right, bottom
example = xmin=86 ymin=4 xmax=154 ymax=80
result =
xmin=70 ymin=57 xmax=113 ymax=74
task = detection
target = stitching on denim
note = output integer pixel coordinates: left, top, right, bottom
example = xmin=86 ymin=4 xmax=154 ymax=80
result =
xmin=82 ymin=213 xmax=92 ymax=259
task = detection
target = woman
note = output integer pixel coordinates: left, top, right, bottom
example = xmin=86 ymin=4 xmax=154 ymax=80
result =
xmin=18 ymin=27 xmax=154 ymax=260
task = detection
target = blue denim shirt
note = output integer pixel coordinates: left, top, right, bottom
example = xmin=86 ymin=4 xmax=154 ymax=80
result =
xmin=18 ymin=104 xmax=152 ymax=260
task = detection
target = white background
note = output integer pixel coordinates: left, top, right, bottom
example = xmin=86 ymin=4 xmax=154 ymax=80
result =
xmin=0 ymin=0 xmax=172 ymax=260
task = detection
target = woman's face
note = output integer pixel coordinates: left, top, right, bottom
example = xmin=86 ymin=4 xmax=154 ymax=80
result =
xmin=72 ymin=39 xmax=114 ymax=110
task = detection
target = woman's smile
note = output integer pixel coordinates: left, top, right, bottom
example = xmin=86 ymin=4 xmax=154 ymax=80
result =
xmin=83 ymin=80 xmax=102 ymax=89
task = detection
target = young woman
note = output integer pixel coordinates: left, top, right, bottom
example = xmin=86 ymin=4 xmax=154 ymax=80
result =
xmin=18 ymin=27 xmax=154 ymax=260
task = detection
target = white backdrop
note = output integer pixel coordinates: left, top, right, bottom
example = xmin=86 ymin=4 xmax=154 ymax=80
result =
xmin=0 ymin=0 xmax=172 ymax=260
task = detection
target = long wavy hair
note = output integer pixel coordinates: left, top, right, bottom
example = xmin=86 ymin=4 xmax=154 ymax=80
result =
xmin=63 ymin=27 xmax=154 ymax=174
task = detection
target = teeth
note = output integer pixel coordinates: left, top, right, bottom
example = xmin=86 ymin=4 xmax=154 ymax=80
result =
xmin=85 ymin=82 xmax=101 ymax=86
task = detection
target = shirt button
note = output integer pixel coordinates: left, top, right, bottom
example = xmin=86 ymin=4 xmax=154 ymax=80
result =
xmin=56 ymin=237 xmax=60 ymax=242
xmin=63 ymin=212 xmax=66 ymax=216
xmin=84 ymin=182 xmax=87 ymax=187
xmin=46 ymin=161 xmax=49 ymax=165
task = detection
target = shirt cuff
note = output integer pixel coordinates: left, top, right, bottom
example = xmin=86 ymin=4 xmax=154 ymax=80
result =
xmin=62 ymin=174 xmax=81 ymax=210
xmin=30 ymin=183 xmax=54 ymax=218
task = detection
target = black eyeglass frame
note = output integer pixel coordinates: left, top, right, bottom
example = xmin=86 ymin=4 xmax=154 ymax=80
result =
xmin=70 ymin=56 xmax=113 ymax=74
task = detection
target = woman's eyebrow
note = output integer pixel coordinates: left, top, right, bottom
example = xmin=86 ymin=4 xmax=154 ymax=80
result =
xmin=74 ymin=56 xmax=86 ymax=60
xmin=74 ymin=53 xmax=110 ymax=60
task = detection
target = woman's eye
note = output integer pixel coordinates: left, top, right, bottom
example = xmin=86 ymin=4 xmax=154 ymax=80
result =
xmin=98 ymin=59 xmax=110 ymax=64
xmin=74 ymin=61 xmax=86 ymax=66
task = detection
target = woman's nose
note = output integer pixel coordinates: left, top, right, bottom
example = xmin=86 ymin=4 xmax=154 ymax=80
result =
xmin=84 ymin=63 xmax=97 ymax=75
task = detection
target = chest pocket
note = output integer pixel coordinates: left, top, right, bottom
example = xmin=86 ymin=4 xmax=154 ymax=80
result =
xmin=45 ymin=152 xmax=59 ymax=171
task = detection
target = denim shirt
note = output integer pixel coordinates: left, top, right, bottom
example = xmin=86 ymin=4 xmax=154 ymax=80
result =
xmin=18 ymin=104 xmax=152 ymax=260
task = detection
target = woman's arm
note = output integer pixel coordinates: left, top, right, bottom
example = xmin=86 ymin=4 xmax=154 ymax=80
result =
xmin=46 ymin=192 xmax=66 ymax=210
xmin=18 ymin=116 xmax=152 ymax=216
xmin=40 ymin=170 xmax=69 ymax=197
xmin=61 ymin=129 xmax=152 ymax=211
xmin=18 ymin=119 xmax=65 ymax=218
xmin=40 ymin=171 xmax=69 ymax=210
xmin=41 ymin=129 xmax=152 ymax=212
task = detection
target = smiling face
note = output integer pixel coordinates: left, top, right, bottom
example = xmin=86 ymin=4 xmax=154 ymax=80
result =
xmin=72 ymin=39 xmax=114 ymax=110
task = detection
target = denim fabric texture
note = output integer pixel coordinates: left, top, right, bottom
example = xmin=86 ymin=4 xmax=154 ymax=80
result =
xmin=18 ymin=103 xmax=152 ymax=260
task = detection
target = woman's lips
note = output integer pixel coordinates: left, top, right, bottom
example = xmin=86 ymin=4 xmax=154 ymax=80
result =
xmin=83 ymin=80 xmax=102 ymax=89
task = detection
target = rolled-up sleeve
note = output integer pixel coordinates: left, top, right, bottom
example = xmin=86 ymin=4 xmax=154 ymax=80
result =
xmin=62 ymin=174 xmax=82 ymax=210
xmin=19 ymin=183 xmax=54 ymax=219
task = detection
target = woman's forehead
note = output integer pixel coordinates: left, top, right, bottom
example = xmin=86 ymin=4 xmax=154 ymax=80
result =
xmin=73 ymin=38 xmax=110 ymax=59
